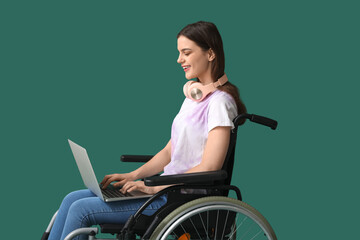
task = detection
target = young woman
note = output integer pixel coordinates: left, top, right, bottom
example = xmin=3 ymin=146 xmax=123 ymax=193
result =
xmin=47 ymin=21 xmax=246 ymax=240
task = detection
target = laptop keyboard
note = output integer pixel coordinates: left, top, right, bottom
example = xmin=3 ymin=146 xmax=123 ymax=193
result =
xmin=101 ymin=188 xmax=133 ymax=198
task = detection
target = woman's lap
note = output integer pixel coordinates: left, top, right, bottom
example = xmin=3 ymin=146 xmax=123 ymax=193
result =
xmin=49 ymin=189 xmax=167 ymax=240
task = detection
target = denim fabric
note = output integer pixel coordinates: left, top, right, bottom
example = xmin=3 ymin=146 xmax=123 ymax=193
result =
xmin=48 ymin=189 xmax=167 ymax=240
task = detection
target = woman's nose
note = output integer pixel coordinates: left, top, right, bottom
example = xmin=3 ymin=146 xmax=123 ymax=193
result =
xmin=177 ymin=54 xmax=183 ymax=64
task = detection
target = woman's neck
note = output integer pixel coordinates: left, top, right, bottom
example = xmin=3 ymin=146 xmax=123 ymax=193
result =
xmin=198 ymin=72 xmax=214 ymax=85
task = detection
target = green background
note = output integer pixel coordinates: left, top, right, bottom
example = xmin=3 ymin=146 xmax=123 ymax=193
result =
xmin=1 ymin=0 xmax=359 ymax=239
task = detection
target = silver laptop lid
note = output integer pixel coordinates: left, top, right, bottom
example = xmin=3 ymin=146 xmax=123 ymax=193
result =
xmin=68 ymin=139 xmax=103 ymax=199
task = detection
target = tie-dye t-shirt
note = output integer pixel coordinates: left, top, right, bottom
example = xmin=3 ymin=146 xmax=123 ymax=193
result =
xmin=163 ymin=90 xmax=238 ymax=175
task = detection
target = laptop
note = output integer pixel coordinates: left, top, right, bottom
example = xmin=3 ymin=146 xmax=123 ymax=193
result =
xmin=68 ymin=139 xmax=153 ymax=202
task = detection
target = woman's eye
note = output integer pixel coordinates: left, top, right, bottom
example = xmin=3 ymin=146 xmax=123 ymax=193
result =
xmin=184 ymin=52 xmax=190 ymax=56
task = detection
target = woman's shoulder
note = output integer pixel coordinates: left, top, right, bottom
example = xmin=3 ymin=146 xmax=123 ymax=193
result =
xmin=209 ymin=90 xmax=236 ymax=105
xmin=208 ymin=90 xmax=238 ymax=116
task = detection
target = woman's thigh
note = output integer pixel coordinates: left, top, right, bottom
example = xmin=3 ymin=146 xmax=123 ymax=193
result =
xmin=66 ymin=195 xmax=167 ymax=226
xmin=61 ymin=195 xmax=167 ymax=239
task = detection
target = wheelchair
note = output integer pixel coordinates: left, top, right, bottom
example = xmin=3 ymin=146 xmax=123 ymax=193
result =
xmin=42 ymin=113 xmax=278 ymax=240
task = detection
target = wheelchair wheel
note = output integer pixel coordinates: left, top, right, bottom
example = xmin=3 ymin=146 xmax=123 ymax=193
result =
xmin=150 ymin=196 xmax=277 ymax=240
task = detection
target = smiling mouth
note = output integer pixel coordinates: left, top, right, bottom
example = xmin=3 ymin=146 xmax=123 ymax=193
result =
xmin=183 ymin=65 xmax=191 ymax=72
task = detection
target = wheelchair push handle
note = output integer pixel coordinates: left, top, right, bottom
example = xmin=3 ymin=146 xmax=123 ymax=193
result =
xmin=234 ymin=113 xmax=278 ymax=130
xmin=249 ymin=114 xmax=278 ymax=130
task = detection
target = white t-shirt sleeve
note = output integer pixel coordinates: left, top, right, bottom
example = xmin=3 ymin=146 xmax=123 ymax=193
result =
xmin=207 ymin=92 xmax=238 ymax=132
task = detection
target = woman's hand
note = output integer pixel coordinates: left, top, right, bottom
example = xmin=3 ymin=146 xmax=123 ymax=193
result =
xmin=120 ymin=181 xmax=161 ymax=195
xmin=100 ymin=173 xmax=136 ymax=189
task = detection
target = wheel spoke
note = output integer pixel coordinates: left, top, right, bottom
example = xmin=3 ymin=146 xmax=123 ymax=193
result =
xmin=221 ymin=210 xmax=230 ymax=239
xmin=214 ymin=210 xmax=219 ymax=240
xmin=199 ymin=212 xmax=210 ymax=240
xmin=249 ymin=229 xmax=263 ymax=240
xmin=172 ymin=231 xmax=179 ymax=239
xmin=179 ymin=223 xmax=187 ymax=237
xmin=207 ymin=210 xmax=209 ymax=238
xmin=189 ymin=216 xmax=201 ymax=239
xmin=239 ymin=222 xmax=254 ymax=240
xmin=228 ymin=216 xmax=247 ymax=239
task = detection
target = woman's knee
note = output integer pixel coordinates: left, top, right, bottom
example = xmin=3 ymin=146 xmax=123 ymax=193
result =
xmin=62 ymin=190 xmax=93 ymax=204
xmin=68 ymin=199 xmax=88 ymax=223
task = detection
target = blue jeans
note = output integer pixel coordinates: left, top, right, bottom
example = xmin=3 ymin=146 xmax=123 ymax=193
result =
xmin=48 ymin=189 xmax=167 ymax=240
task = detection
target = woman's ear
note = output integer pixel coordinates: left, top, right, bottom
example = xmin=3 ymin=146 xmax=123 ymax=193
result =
xmin=208 ymin=48 xmax=216 ymax=61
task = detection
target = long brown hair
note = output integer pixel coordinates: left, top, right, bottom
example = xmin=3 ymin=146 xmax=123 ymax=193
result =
xmin=177 ymin=21 xmax=247 ymax=124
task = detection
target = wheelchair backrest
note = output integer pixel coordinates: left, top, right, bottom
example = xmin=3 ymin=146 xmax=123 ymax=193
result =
xmin=220 ymin=119 xmax=239 ymax=186
xmin=220 ymin=113 xmax=278 ymax=187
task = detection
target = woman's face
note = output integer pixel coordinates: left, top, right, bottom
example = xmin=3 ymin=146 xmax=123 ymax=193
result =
xmin=177 ymin=36 xmax=214 ymax=84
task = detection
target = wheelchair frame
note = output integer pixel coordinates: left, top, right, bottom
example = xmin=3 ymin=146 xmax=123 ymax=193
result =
xmin=42 ymin=113 xmax=278 ymax=240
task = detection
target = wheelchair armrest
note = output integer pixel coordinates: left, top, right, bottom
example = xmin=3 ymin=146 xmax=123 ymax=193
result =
xmin=144 ymin=170 xmax=227 ymax=186
xmin=121 ymin=155 xmax=154 ymax=162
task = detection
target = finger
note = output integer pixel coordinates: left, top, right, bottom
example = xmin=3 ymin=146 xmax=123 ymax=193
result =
xmin=101 ymin=174 xmax=116 ymax=185
xmin=102 ymin=178 xmax=111 ymax=189
xmin=126 ymin=185 xmax=138 ymax=193
xmin=100 ymin=175 xmax=111 ymax=185
xmin=121 ymin=182 xmax=135 ymax=193
xmin=120 ymin=182 xmax=130 ymax=193
xmin=113 ymin=179 xmax=127 ymax=188
xmin=102 ymin=176 xmax=117 ymax=189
